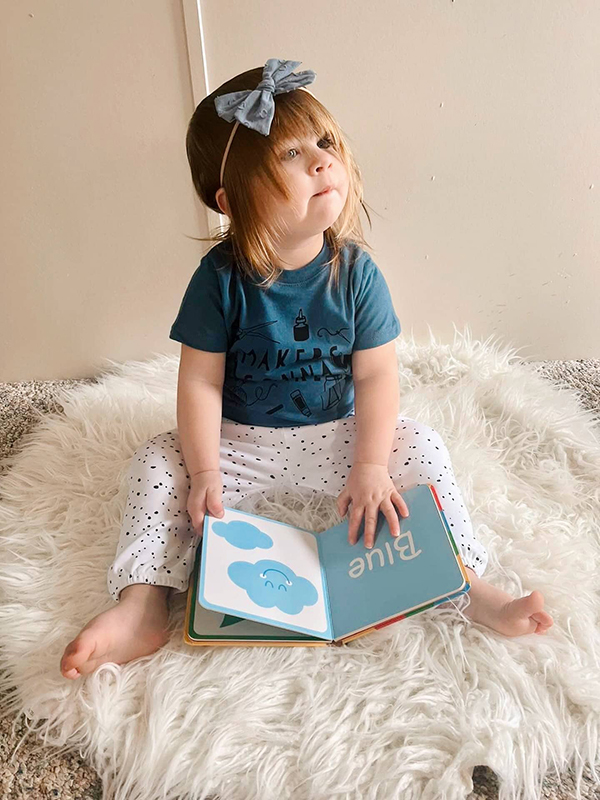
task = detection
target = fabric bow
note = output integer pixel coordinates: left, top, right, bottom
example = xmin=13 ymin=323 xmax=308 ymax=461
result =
xmin=214 ymin=58 xmax=316 ymax=136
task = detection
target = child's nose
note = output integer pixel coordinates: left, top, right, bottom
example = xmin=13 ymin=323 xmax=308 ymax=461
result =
xmin=311 ymin=151 xmax=333 ymax=173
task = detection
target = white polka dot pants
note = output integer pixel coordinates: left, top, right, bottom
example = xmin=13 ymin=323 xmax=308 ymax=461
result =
xmin=107 ymin=415 xmax=488 ymax=601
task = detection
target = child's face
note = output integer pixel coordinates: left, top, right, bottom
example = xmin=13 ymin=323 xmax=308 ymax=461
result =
xmin=273 ymin=133 xmax=349 ymax=243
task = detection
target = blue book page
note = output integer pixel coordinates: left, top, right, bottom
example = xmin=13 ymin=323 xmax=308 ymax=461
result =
xmin=318 ymin=484 xmax=467 ymax=641
xmin=199 ymin=506 xmax=333 ymax=640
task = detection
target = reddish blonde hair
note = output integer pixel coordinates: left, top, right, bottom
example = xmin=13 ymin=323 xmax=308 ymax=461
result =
xmin=185 ymin=66 xmax=375 ymax=289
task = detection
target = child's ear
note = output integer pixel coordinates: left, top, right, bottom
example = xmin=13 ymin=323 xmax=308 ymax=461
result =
xmin=215 ymin=187 xmax=231 ymax=217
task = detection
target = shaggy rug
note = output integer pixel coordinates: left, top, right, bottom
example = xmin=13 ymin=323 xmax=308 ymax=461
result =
xmin=1 ymin=326 xmax=599 ymax=800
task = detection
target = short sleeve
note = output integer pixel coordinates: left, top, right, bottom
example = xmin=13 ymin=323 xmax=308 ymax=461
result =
xmin=353 ymin=256 xmax=401 ymax=350
xmin=169 ymin=257 xmax=228 ymax=352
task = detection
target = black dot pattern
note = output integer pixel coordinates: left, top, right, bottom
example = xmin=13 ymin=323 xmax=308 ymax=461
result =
xmin=107 ymin=416 xmax=489 ymax=601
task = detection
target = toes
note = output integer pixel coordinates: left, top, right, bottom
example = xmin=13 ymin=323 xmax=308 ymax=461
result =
xmin=532 ymin=610 xmax=553 ymax=627
xmin=60 ymin=633 xmax=97 ymax=676
xmin=527 ymin=590 xmax=545 ymax=609
xmin=75 ymin=656 xmax=109 ymax=677
xmin=61 ymin=659 xmax=80 ymax=678
xmin=534 ymin=618 xmax=553 ymax=634
xmin=63 ymin=667 xmax=81 ymax=679
xmin=60 ymin=641 xmax=79 ymax=675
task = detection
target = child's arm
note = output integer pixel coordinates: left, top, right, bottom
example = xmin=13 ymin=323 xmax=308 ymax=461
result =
xmin=176 ymin=343 xmax=226 ymax=478
xmin=352 ymin=340 xmax=399 ymax=467
xmin=337 ymin=340 xmax=409 ymax=547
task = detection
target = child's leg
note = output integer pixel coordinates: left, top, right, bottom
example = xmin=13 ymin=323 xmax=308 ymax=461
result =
xmin=283 ymin=415 xmax=487 ymax=571
xmin=282 ymin=414 xmax=553 ymax=637
xmin=463 ymin=566 xmax=553 ymax=637
xmin=60 ymin=421 xmax=288 ymax=679
xmin=60 ymin=584 xmax=171 ymax=680
xmin=107 ymin=421 xmax=287 ymax=598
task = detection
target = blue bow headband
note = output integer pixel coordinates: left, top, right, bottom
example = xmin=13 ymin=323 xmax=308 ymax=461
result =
xmin=214 ymin=58 xmax=316 ymax=188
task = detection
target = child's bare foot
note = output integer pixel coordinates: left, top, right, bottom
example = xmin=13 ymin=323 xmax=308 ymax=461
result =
xmin=60 ymin=584 xmax=171 ymax=679
xmin=462 ymin=567 xmax=554 ymax=637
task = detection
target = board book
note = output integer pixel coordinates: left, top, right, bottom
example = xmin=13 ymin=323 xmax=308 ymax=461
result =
xmin=184 ymin=483 xmax=471 ymax=647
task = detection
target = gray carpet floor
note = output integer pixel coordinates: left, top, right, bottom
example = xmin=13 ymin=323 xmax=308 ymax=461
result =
xmin=1 ymin=360 xmax=599 ymax=799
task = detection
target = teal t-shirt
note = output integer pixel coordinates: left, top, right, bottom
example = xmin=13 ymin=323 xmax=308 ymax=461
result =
xmin=169 ymin=236 xmax=401 ymax=428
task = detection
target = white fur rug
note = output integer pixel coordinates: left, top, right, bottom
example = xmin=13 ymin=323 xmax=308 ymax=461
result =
xmin=1 ymin=326 xmax=600 ymax=800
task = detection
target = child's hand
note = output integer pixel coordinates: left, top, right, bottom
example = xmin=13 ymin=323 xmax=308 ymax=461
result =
xmin=336 ymin=462 xmax=409 ymax=549
xmin=187 ymin=469 xmax=224 ymax=535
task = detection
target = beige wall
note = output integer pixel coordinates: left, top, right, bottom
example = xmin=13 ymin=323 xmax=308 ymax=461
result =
xmin=2 ymin=1 xmax=599 ymax=382
xmin=1 ymin=0 xmax=211 ymax=381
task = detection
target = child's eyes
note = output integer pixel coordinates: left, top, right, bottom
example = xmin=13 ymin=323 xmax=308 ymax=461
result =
xmin=284 ymin=137 xmax=334 ymax=160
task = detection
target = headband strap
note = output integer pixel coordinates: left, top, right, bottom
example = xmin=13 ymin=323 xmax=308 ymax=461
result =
xmin=214 ymin=58 xmax=316 ymax=191
xmin=219 ymin=120 xmax=241 ymax=187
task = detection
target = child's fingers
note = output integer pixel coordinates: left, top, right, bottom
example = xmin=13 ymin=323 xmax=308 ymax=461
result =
xmin=362 ymin=504 xmax=379 ymax=549
xmin=347 ymin=504 xmax=364 ymax=546
xmin=208 ymin=487 xmax=224 ymax=518
xmin=187 ymin=499 xmax=207 ymax=535
xmin=381 ymin=500 xmax=400 ymax=538
xmin=391 ymin=491 xmax=409 ymax=518
xmin=337 ymin=489 xmax=350 ymax=518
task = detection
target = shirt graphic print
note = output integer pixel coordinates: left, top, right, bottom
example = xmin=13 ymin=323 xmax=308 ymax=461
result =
xmin=169 ymin=237 xmax=401 ymax=427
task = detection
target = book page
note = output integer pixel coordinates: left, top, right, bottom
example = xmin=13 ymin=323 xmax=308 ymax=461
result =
xmin=200 ymin=507 xmax=332 ymax=639
xmin=319 ymin=484 xmax=467 ymax=640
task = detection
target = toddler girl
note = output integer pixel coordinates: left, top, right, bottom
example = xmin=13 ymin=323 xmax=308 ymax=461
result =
xmin=61 ymin=59 xmax=552 ymax=679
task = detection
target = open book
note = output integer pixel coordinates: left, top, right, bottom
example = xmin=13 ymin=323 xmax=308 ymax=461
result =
xmin=184 ymin=483 xmax=470 ymax=646
xmin=184 ymin=483 xmax=471 ymax=647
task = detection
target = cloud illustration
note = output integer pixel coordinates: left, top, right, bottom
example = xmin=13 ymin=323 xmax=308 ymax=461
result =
xmin=228 ymin=559 xmax=318 ymax=615
xmin=212 ymin=520 xmax=273 ymax=550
